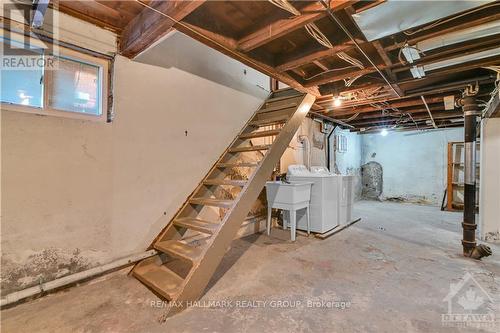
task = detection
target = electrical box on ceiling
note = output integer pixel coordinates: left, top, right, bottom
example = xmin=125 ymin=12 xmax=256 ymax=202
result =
xmin=323 ymin=122 xmax=335 ymax=134
xmin=444 ymin=96 xmax=455 ymax=111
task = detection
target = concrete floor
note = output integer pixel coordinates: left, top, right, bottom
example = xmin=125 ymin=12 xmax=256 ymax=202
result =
xmin=2 ymin=201 xmax=499 ymax=332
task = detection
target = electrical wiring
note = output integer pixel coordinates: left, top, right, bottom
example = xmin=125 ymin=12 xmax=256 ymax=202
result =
xmin=344 ymin=74 xmax=363 ymax=87
xmin=268 ymin=0 xmax=336 ymax=49
xmin=481 ymin=66 xmax=500 ymax=118
xmin=268 ymin=0 xmax=301 ymax=15
xmin=303 ymin=65 xmax=356 ymax=81
xmin=268 ymin=0 xmax=373 ymax=90
xmin=341 ymin=112 xmax=360 ymax=122
xmin=305 ymin=22 xmax=334 ymax=49
xmin=337 ymin=52 xmax=364 ymax=69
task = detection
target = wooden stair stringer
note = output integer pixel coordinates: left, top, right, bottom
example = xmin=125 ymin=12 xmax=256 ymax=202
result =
xmin=163 ymin=93 xmax=316 ymax=317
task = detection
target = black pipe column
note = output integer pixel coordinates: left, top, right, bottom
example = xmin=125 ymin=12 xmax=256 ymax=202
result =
xmin=461 ymin=96 xmax=491 ymax=259
xmin=461 ymin=96 xmax=479 ymax=256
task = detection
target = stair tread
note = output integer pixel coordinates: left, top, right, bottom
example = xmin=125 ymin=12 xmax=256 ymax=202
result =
xmin=155 ymin=240 xmax=204 ymax=262
xmin=266 ymin=94 xmax=303 ymax=104
xmin=133 ymin=257 xmax=183 ymax=300
xmin=256 ymin=103 xmax=297 ymax=114
xmin=188 ymin=197 xmax=234 ymax=208
xmin=204 ymin=179 xmax=247 ymax=186
xmin=239 ymin=129 xmax=280 ymax=139
xmin=217 ymin=162 xmax=259 ymax=168
xmin=229 ymin=145 xmax=271 ymax=152
xmin=249 ymin=115 xmax=289 ymax=126
xmin=174 ymin=217 xmax=220 ymax=234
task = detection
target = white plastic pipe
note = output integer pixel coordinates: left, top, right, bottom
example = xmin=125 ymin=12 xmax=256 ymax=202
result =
xmin=0 ymin=249 xmax=158 ymax=307
xmin=298 ymin=135 xmax=311 ymax=170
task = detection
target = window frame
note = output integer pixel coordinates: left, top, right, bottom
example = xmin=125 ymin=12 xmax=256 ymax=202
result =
xmin=1 ymin=30 xmax=110 ymax=122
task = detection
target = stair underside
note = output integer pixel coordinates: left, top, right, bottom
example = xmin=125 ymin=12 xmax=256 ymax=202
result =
xmin=132 ymin=89 xmax=315 ymax=319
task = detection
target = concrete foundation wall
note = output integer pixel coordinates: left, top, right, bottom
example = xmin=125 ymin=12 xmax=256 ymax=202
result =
xmin=331 ymin=127 xmax=363 ymax=200
xmin=1 ymin=26 xmax=267 ymax=294
xmin=479 ymin=117 xmax=500 ymax=242
xmin=360 ymin=128 xmax=463 ymax=205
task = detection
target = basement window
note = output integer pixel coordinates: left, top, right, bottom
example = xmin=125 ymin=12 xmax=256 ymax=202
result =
xmin=336 ymin=135 xmax=348 ymax=153
xmin=1 ymin=33 xmax=109 ymax=122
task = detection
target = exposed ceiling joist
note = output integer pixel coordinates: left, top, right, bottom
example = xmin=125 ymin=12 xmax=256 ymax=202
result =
xmin=120 ymin=0 xmax=206 ymax=57
xmin=49 ymin=0 xmax=499 ymax=130
xmin=237 ymin=1 xmax=329 ymax=52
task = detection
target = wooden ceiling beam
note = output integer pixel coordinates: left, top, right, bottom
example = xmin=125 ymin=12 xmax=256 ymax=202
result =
xmin=237 ymin=0 xmax=354 ymax=52
xmin=337 ymin=105 xmax=457 ymax=120
xmin=238 ymin=2 xmax=325 ymax=52
xmin=348 ymin=111 xmax=463 ymax=127
xmin=352 ymin=122 xmax=463 ymax=133
xmin=372 ymin=40 xmax=404 ymax=96
xmin=120 ymin=0 xmax=206 ymax=57
xmin=326 ymin=95 xmax=449 ymax=116
xmin=304 ymin=65 xmax=387 ymax=87
xmin=313 ymin=52 xmax=500 ymax=91
xmin=55 ymin=0 xmax=131 ymax=31
xmin=276 ymin=41 xmax=356 ymax=72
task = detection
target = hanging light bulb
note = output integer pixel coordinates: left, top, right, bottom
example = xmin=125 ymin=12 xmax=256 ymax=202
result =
xmin=333 ymin=96 xmax=342 ymax=107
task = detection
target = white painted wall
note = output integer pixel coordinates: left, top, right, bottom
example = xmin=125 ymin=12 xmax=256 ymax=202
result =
xmin=1 ymin=19 xmax=268 ymax=294
xmin=360 ymin=128 xmax=463 ymax=205
xmin=280 ymin=118 xmax=327 ymax=173
xmin=479 ymin=117 xmax=500 ymax=242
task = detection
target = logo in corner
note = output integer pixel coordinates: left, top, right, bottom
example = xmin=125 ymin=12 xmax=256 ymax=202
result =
xmin=442 ymin=271 xmax=497 ymax=328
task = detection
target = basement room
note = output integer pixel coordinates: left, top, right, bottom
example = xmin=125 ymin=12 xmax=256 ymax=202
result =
xmin=1 ymin=0 xmax=499 ymax=332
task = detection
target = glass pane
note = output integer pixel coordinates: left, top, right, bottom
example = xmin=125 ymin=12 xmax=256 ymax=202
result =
xmin=47 ymin=56 xmax=101 ymax=116
xmin=0 ymin=47 xmax=44 ymax=108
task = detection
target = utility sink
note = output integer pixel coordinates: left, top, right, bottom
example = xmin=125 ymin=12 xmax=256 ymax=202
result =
xmin=265 ymin=181 xmax=313 ymax=241
xmin=265 ymin=181 xmax=312 ymax=208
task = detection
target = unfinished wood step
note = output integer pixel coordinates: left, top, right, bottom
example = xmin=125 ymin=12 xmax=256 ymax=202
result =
xmin=217 ymin=162 xmax=259 ymax=168
xmin=155 ymin=240 xmax=204 ymax=262
xmin=256 ymin=103 xmax=297 ymax=114
xmin=173 ymin=217 xmax=220 ymax=234
xmin=266 ymin=94 xmax=303 ymax=104
xmin=203 ymin=179 xmax=247 ymax=187
xmin=132 ymin=257 xmax=183 ymax=300
xmin=249 ymin=114 xmax=289 ymax=126
xmin=239 ymin=129 xmax=280 ymax=139
xmin=188 ymin=197 xmax=234 ymax=208
xmin=270 ymin=87 xmax=297 ymax=97
xmin=229 ymin=145 xmax=271 ymax=153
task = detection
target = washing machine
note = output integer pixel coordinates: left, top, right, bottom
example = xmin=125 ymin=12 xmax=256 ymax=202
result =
xmin=286 ymin=165 xmax=340 ymax=233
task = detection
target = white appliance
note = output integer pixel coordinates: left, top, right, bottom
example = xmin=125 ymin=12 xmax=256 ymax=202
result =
xmin=338 ymin=175 xmax=354 ymax=226
xmin=285 ymin=165 xmax=354 ymax=233
xmin=286 ymin=165 xmax=338 ymax=233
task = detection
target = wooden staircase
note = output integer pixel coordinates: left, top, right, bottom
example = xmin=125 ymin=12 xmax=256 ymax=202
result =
xmin=132 ymin=88 xmax=315 ymax=319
